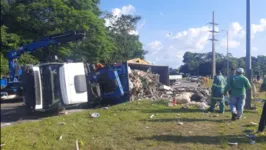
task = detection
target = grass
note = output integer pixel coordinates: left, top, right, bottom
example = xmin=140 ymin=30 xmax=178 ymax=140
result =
xmin=1 ymin=100 xmax=266 ymax=150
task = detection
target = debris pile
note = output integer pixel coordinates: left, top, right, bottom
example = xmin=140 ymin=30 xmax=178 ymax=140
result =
xmin=129 ymin=70 xmax=165 ymax=101
xmin=128 ymin=69 xmax=211 ymax=109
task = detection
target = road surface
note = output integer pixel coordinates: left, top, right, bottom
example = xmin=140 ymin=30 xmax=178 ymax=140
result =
xmin=1 ymin=99 xmax=89 ymax=127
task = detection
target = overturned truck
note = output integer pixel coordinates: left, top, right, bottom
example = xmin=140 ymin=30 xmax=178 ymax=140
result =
xmin=22 ymin=62 xmax=170 ymax=113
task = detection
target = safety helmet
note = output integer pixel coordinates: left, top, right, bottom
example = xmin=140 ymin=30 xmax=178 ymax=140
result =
xmin=236 ymin=68 xmax=244 ymax=74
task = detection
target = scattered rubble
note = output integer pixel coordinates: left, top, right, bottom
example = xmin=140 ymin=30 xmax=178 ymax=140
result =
xmin=177 ymin=121 xmax=184 ymax=125
xmin=90 ymin=113 xmax=100 ymax=118
xmin=58 ymin=135 xmax=63 ymax=140
xmin=228 ymin=142 xmax=238 ymax=146
xmin=250 ymin=122 xmax=258 ymax=126
xmin=128 ymin=69 xmax=211 ymax=108
xmin=149 ymin=114 xmax=155 ymax=119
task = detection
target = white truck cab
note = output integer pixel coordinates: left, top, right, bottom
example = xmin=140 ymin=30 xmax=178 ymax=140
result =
xmin=23 ymin=62 xmax=88 ymax=112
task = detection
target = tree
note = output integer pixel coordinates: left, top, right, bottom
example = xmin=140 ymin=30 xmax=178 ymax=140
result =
xmin=1 ymin=0 xmax=114 ymax=63
xmin=179 ymin=52 xmax=266 ymax=77
xmin=105 ymin=14 xmax=147 ymax=63
xmin=0 ymin=53 xmax=8 ymax=76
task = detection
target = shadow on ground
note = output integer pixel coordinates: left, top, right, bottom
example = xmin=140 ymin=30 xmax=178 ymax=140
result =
xmin=1 ymin=102 xmax=89 ymax=123
xmin=136 ymin=134 xmax=266 ymax=145
xmin=142 ymin=118 xmax=230 ymax=123
xmin=0 ymin=98 xmax=23 ymax=104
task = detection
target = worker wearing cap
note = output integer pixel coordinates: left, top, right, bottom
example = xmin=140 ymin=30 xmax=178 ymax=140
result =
xmin=208 ymin=70 xmax=227 ymax=113
xmin=224 ymin=68 xmax=251 ymax=121
xmin=257 ymin=77 xmax=266 ymax=133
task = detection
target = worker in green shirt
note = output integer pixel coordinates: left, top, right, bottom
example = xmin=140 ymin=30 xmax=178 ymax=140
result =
xmin=224 ymin=68 xmax=251 ymax=121
xmin=227 ymin=68 xmax=236 ymax=96
xmin=257 ymin=77 xmax=266 ymax=133
xmin=208 ymin=70 xmax=227 ymax=113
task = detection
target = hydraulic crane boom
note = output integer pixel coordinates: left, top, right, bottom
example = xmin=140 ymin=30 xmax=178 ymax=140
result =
xmin=7 ymin=31 xmax=86 ymax=82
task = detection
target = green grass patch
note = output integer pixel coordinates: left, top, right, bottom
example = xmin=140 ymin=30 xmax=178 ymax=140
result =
xmin=1 ymin=100 xmax=266 ymax=150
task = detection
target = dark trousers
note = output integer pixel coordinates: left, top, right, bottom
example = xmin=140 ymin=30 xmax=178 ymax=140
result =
xmin=258 ymin=101 xmax=266 ymax=132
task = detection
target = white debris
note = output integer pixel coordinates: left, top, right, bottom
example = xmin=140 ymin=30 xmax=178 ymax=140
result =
xmin=149 ymin=114 xmax=154 ymax=119
xmin=59 ymin=122 xmax=66 ymax=125
xmin=1 ymin=123 xmax=12 ymax=128
xmin=59 ymin=135 xmax=63 ymax=140
xmin=90 ymin=112 xmax=100 ymax=118
xmin=175 ymin=92 xmax=194 ymax=104
xmin=159 ymin=85 xmax=172 ymax=91
xmin=177 ymin=121 xmax=184 ymax=125
xmin=250 ymin=122 xmax=258 ymax=126
xmin=228 ymin=142 xmax=238 ymax=146
xmin=76 ymin=140 xmax=79 ymax=150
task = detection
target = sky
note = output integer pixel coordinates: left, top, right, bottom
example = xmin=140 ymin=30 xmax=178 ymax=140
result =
xmin=100 ymin=0 xmax=266 ymax=68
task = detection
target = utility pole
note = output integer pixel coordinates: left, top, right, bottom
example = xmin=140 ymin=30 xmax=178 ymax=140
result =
xmin=245 ymin=0 xmax=252 ymax=109
xmin=209 ymin=11 xmax=218 ymax=78
xmin=226 ymin=30 xmax=229 ymax=77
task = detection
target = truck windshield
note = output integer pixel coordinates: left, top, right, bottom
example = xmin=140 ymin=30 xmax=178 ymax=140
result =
xmin=40 ymin=64 xmax=62 ymax=106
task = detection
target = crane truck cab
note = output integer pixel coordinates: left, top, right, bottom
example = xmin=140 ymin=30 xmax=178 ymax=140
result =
xmin=22 ymin=62 xmax=89 ymax=112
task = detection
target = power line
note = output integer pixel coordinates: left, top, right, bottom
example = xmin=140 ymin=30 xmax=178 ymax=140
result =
xmin=208 ymin=11 xmax=218 ymax=78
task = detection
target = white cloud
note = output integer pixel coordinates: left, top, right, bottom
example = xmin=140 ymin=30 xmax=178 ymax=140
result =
xmin=128 ymin=30 xmax=139 ymax=35
xmin=105 ymin=5 xmax=144 ymax=35
xmin=138 ymin=19 xmax=146 ymax=30
xmin=145 ymin=18 xmax=266 ymax=68
xmin=105 ymin=5 xmax=136 ymax=27
xmin=121 ymin=5 xmax=136 ymax=15
xmin=220 ymin=39 xmax=240 ymax=49
xmin=147 ymin=40 xmax=163 ymax=54
xmin=251 ymin=18 xmax=266 ymax=35
xmin=167 ymin=26 xmax=212 ymax=50
xmin=252 ymin=47 xmax=258 ymax=51
xmin=146 ymin=26 xmax=212 ymax=67
xmin=220 ymin=18 xmax=266 ymax=49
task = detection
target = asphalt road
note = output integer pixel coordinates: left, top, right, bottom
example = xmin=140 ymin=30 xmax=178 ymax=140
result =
xmin=0 ymin=99 xmax=89 ymax=127
xmin=172 ymin=80 xmax=200 ymax=88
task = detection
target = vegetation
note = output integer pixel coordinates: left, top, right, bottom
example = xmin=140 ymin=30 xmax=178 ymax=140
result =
xmin=1 ymin=100 xmax=266 ymax=150
xmin=179 ymin=52 xmax=266 ymax=77
xmin=0 ymin=0 xmax=146 ymax=76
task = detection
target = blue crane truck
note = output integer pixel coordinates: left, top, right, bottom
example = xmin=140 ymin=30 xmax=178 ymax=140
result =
xmin=1 ymin=30 xmax=132 ymax=112
xmin=1 ymin=31 xmax=86 ymax=100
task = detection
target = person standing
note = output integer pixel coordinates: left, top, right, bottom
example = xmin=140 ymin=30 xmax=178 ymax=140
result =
xmin=257 ymin=77 xmax=266 ymax=133
xmin=208 ymin=71 xmax=227 ymax=113
xmin=227 ymin=68 xmax=236 ymax=94
xmin=224 ymin=68 xmax=251 ymax=121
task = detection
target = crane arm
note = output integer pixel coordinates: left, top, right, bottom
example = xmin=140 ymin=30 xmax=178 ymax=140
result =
xmin=8 ymin=30 xmax=86 ymax=81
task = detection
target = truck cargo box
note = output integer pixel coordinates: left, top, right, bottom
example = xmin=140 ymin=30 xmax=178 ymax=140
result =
xmin=127 ymin=63 xmax=169 ymax=86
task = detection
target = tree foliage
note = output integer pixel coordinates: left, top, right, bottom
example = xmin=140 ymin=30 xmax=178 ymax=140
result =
xmin=0 ymin=0 xmax=145 ymax=76
xmin=105 ymin=14 xmax=147 ymax=63
xmin=180 ymin=52 xmax=266 ymax=77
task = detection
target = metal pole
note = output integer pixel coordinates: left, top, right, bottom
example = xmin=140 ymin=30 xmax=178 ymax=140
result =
xmin=212 ymin=11 xmax=216 ymax=78
xmin=226 ymin=31 xmax=229 ymax=77
xmin=245 ymin=0 xmax=252 ymax=109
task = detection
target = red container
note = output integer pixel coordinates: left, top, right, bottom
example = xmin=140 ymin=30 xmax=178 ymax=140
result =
xmin=172 ymin=100 xmax=176 ymax=104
